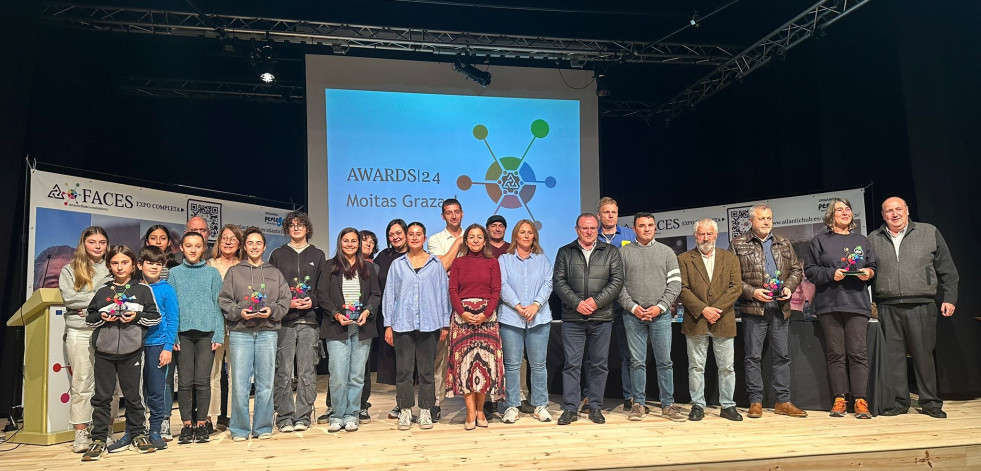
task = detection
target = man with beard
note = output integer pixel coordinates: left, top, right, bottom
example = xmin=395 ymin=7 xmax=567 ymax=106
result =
xmin=677 ymin=218 xmax=743 ymax=422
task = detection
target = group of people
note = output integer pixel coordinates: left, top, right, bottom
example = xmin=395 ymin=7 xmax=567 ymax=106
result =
xmin=58 ymin=193 xmax=958 ymax=461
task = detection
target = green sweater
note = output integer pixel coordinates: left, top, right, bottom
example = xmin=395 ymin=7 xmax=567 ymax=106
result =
xmin=168 ymin=260 xmax=225 ymax=344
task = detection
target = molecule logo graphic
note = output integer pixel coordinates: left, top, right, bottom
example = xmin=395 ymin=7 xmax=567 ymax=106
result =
xmin=62 ymin=182 xmax=81 ymax=205
xmin=456 ymin=119 xmax=556 ymax=229
xmin=53 ymin=362 xmax=74 ymax=403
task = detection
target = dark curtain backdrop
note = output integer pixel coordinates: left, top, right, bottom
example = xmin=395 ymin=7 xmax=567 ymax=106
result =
xmin=1 ymin=1 xmax=978 ymax=415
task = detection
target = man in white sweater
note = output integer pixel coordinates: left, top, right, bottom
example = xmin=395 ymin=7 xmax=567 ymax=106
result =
xmin=617 ymin=212 xmax=685 ymax=422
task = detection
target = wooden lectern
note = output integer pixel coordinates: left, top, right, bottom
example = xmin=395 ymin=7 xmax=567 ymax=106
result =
xmin=5 ymin=288 xmax=122 ymax=444
xmin=6 ymin=288 xmax=76 ymax=444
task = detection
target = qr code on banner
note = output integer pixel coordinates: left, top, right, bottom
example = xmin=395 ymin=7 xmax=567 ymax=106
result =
xmin=187 ymin=199 xmax=222 ymax=242
xmin=727 ymin=206 xmax=753 ymax=242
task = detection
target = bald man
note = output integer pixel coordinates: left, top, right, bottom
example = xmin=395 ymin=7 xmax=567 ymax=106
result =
xmin=867 ymin=197 xmax=959 ymax=419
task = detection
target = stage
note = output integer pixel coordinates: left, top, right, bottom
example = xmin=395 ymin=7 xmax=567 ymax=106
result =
xmin=1 ymin=376 xmax=979 ymax=470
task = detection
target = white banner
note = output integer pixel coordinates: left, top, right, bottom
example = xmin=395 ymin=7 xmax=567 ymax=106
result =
xmin=28 ymin=169 xmax=293 ymax=295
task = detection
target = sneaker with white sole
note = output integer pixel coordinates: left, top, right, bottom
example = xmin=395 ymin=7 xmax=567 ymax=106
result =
xmin=278 ymin=423 xmax=295 ymax=433
xmin=160 ymin=420 xmax=173 ymax=441
xmin=131 ymin=434 xmax=156 ymax=454
xmin=397 ymin=408 xmax=412 ymax=431
xmin=73 ymin=428 xmax=93 ymax=453
xmin=328 ymin=420 xmax=343 ymax=432
xmin=419 ymin=409 xmax=433 ymax=429
xmin=81 ymin=440 xmax=107 ymax=461
xmin=344 ymin=420 xmax=359 ymax=432
xmin=256 ymin=433 xmax=272 ymax=440
xmin=502 ymin=407 xmax=519 ymax=424
xmin=534 ymin=406 xmax=552 ymax=422
xmin=107 ymin=434 xmax=133 ymax=453
xmin=293 ymin=422 xmax=308 ymax=432
xmin=388 ymin=407 xmax=400 ymax=419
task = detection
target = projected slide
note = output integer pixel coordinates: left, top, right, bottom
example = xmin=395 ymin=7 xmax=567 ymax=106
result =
xmin=325 ymin=89 xmax=581 ymax=257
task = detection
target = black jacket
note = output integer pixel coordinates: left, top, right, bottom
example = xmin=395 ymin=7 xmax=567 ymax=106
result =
xmin=268 ymin=244 xmax=329 ymax=325
xmin=552 ymin=239 xmax=624 ymax=322
xmin=317 ymin=260 xmax=381 ymax=341
xmin=86 ymin=281 xmax=160 ymax=356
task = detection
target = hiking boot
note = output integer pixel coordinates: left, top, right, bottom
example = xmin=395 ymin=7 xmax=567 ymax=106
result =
xmin=854 ymin=399 xmax=871 ymax=419
xmin=627 ymin=403 xmax=645 ymax=421
xmin=661 ymin=405 xmax=687 ymax=422
xmin=830 ymin=397 xmax=848 ymax=417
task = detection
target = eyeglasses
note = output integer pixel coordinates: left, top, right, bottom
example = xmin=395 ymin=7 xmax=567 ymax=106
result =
xmin=289 ymin=224 xmax=305 ymax=230
xmin=220 ymin=237 xmax=238 ymax=243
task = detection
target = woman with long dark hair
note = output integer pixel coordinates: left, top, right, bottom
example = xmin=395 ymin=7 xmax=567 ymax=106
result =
xmin=804 ymin=198 xmax=877 ymax=419
xmin=205 ymin=224 xmax=246 ymax=433
xmin=317 ymin=228 xmax=380 ymax=432
xmin=446 ymin=223 xmax=504 ymax=430
xmin=373 ymin=219 xmax=408 ymax=419
xmin=383 ymin=221 xmax=450 ymax=431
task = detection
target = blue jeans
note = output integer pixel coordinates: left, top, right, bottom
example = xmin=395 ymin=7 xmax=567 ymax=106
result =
xmin=500 ymin=323 xmax=550 ymax=409
xmin=622 ymin=311 xmax=675 ymax=406
xmin=325 ymin=324 xmax=371 ymax=423
xmin=143 ymin=344 xmax=168 ymax=433
xmin=686 ymin=334 xmax=735 ymax=408
xmin=562 ymin=321 xmax=612 ymax=412
xmin=742 ymin=309 xmax=791 ymax=404
xmin=228 ymin=330 xmax=277 ymax=438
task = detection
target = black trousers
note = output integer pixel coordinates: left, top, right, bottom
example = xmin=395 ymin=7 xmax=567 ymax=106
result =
xmin=393 ymin=330 xmax=439 ymax=410
xmin=819 ymin=312 xmax=869 ymax=398
xmin=91 ymin=349 xmax=145 ymax=441
xmin=178 ymin=330 xmax=215 ymax=422
xmin=878 ymin=302 xmax=942 ymax=410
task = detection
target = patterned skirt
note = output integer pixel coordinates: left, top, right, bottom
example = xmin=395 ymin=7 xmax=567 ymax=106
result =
xmin=446 ymin=297 xmax=505 ymax=397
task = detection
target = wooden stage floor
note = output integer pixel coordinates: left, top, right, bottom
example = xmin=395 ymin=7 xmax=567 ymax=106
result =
xmin=2 ymin=375 xmax=979 ymax=470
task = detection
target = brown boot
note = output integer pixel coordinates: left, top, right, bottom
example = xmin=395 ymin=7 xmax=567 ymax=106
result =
xmin=747 ymin=402 xmax=763 ymax=419
xmin=774 ymin=401 xmax=808 ymax=418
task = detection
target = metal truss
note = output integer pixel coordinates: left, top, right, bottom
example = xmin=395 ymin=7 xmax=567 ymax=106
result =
xmin=121 ymin=78 xmax=304 ymax=102
xmin=608 ymin=0 xmax=872 ymax=121
xmin=41 ymin=3 xmax=737 ymax=65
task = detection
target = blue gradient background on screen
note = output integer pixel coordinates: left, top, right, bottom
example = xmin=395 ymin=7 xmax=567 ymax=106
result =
xmin=325 ymin=89 xmax=581 ymax=259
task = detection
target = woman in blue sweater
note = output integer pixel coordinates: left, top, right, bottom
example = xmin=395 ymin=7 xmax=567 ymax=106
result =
xmin=168 ymin=231 xmax=225 ymax=444
xmin=804 ymin=198 xmax=876 ymax=419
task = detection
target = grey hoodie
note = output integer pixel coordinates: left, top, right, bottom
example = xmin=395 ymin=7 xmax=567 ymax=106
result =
xmin=59 ymin=262 xmax=112 ymax=330
xmin=218 ymin=260 xmax=291 ymax=332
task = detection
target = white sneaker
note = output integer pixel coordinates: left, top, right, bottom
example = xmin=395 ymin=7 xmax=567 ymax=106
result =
xmin=160 ymin=420 xmax=173 ymax=441
xmin=397 ymin=409 xmax=412 ymax=431
xmin=327 ymin=420 xmax=343 ymax=433
xmin=73 ymin=428 xmax=92 ymax=453
xmin=292 ymin=422 xmax=308 ymax=432
xmin=418 ymin=409 xmax=433 ymax=429
xmin=344 ymin=420 xmax=359 ymax=432
xmin=534 ymin=406 xmax=552 ymax=422
xmin=502 ymin=407 xmax=519 ymax=424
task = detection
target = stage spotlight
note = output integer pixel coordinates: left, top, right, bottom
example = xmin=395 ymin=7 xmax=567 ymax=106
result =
xmin=453 ymin=57 xmax=491 ymax=87
xmin=255 ymin=43 xmax=276 ymax=83
xmin=595 ymin=73 xmax=610 ymax=97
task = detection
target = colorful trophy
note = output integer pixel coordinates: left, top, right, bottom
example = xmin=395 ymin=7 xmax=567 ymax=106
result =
xmin=291 ymin=276 xmax=311 ymax=300
xmin=763 ymin=271 xmax=784 ymax=298
xmin=840 ymin=246 xmax=865 ymax=275
xmin=341 ymin=302 xmax=363 ymax=321
xmin=245 ymin=284 xmax=267 ymax=314
xmin=106 ymin=285 xmax=134 ymax=316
